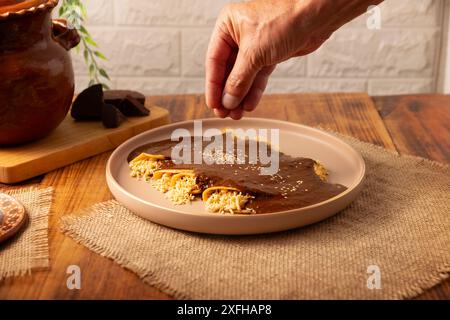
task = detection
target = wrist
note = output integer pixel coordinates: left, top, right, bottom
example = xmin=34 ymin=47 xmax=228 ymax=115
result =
xmin=293 ymin=0 xmax=384 ymax=33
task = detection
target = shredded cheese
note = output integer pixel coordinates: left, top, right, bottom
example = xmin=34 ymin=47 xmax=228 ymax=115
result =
xmin=152 ymin=172 xmax=200 ymax=205
xmin=167 ymin=175 xmax=198 ymax=205
xmin=204 ymin=190 xmax=254 ymax=215
xmin=129 ymin=152 xmax=330 ymax=215
xmin=129 ymin=159 xmax=161 ymax=181
xmin=152 ymin=173 xmax=172 ymax=193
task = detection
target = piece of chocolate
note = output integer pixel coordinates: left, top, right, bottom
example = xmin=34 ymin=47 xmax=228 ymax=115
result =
xmin=102 ymin=104 xmax=127 ymax=128
xmin=104 ymin=90 xmax=146 ymax=107
xmin=71 ymin=84 xmax=104 ymax=120
xmin=117 ymin=95 xmax=150 ymax=117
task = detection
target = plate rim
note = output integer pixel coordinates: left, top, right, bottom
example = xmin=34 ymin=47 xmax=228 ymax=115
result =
xmin=106 ymin=117 xmax=366 ymax=218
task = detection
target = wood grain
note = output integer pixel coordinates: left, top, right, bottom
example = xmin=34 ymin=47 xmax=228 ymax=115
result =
xmin=0 ymin=105 xmax=170 ymax=184
xmin=1 ymin=153 xmax=170 ymax=299
xmin=374 ymin=94 xmax=450 ymax=163
xmin=0 ymin=93 xmax=447 ymax=299
xmin=149 ymin=93 xmax=396 ymax=149
xmin=373 ymin=94 xmax=450 ymax=300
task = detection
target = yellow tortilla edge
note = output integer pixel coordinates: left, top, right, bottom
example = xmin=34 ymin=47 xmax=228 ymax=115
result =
xmin=313 ymin=161 xmax=328 ymax=181
xmin=153 ymin=169 xmax=194 ymax=180
xmin=202 ymin=186 xmax=241 ymax=202
xmin=130 ymin=153 xmax=166 ymax=165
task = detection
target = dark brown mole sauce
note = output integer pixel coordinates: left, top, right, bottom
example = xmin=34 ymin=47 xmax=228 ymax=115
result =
xmin=128 ymin=135 xmax=347 ymax=214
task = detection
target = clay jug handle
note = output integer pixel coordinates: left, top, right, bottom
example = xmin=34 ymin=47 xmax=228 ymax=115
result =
xmin=52 ymin=19 xmax=80 ymax=50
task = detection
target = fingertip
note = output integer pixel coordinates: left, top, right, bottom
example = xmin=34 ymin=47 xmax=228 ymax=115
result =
xmin=205 ymin=80 xmax=224 ymax=109
xmin=243 ymin=104 xmax=256 ymax=112
xmin=214 ymin=108 xmax=230 ymax=118
xmin=241 ymin=65 xmax=274 ymax=112
xmin=205 ymin=29 xmax=233 ymax=110
xmin=229 ymin=108 xmax=244 ymax=120
xmin=222 ymin=93 xmax=241 ymax=110
xmin=223 ymin=51 xmax=259 ymax=111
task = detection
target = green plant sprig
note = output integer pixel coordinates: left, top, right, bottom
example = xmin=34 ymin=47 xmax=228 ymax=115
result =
xmin=59 ymin=0 xmax=110 ymax=89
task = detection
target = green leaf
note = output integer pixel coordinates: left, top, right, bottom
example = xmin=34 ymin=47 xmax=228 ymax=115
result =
xmin=59 ymin=0 xmax=111 ymax=89
xmin=83 ymin=49 xmax=89 ymax=63
xmin=80 ymin=4 xmax=87 ymax=18
xmin=94 ymin=51 xmax=107 ymax=60
xmin=99 ymin=68 xmax=110 ymax=80
xmin=89 ymin=64 xmax=95 ymax=77
xmin=84 ymin=36 xmax=98 ymax=48
xmin=101 ymin=83 xmax=110 ymax=90
xmin=79 ymin=25 xmax=89 ymax=35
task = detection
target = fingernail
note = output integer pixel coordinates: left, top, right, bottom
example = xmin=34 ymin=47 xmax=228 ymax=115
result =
xmin=222 ymin=93 xmax=240 ymax=110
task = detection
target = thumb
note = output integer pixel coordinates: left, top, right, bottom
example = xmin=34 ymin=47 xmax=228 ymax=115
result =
xmin=222 ymin=51 xmax=260 ymax=110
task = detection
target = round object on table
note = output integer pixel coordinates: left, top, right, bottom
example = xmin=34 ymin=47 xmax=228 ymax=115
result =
xmin=106 ymin=118 xmax=366 ymax=235
xmin=0 ymin=193 xmax=27 ymax=243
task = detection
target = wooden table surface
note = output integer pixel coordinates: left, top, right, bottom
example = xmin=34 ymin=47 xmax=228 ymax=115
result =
xmin=0 ymin=93 xmax=448 ymax=300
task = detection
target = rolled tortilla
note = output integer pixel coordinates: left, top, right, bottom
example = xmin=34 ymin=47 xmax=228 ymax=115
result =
xmin=202 ymin=186 xmax=241 ymax=202
xmin=170 ymin=172 xmax=201 ymax=194
xmin=152 ymin=169 xmax=199 ymax=204
xmin=129 ymin=153 xmax=166 ymax=181
xmin=202 ymin=186 xmax=254 ymax=214
xmin=153 ymin=169 xmax=194 ymax=180
xmin=130 ymin=153 xmax=166 ymax=163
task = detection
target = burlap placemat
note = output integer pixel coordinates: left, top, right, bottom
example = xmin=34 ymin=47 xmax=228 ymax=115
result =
xmin=0 ymin=187 xmax=53 ymax=280
xmin=60 ymin=134 xmax=450 ymax=299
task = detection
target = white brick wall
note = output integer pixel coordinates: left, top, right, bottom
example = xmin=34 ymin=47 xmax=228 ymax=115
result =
xmin=66 ymin=0 xmax=447 ymax=96
xmin=438 ymin=0 xmax=450 ymax=92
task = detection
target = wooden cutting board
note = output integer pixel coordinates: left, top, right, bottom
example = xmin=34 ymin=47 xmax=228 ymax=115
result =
xmin=0 ymin=104 xmax=170 ymax=184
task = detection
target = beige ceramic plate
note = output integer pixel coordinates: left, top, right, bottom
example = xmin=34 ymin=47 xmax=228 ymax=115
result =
xmin=106 ymin=118 xmax=365 ymax=235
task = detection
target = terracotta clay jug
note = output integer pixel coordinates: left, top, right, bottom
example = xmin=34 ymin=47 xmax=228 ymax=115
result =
xmin=0 ymin=0 xmax=80 ymax=145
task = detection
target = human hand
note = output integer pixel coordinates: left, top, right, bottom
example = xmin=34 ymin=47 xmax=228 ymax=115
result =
xmin=205 ymin=0 xmax=383 ymax=120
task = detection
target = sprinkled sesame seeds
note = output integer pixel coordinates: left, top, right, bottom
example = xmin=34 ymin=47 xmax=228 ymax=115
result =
xmin=128 ymin=136 xmax=347 ymax=215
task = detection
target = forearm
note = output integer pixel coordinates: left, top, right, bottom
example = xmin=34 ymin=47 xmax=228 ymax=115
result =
xmin=294 ymin=0 xmax=384 ymax=34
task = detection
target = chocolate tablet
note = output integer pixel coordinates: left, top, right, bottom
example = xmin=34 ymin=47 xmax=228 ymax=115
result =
xmin=71 ymin=84 xmax=104 ymax=120
xmin=118 ymin=95 xmax=150 ymax=117
xmin=102 ymin=104 xmax=127 ymax=128
xmin=104 ymin=90 xmax=146 ymax=107
xmin=0 ymin=193 xmax=27 ymax=244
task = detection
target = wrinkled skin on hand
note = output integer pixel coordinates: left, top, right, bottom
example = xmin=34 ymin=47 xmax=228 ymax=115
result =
xmin=205 ymin=0 xmax=383 ymax=120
